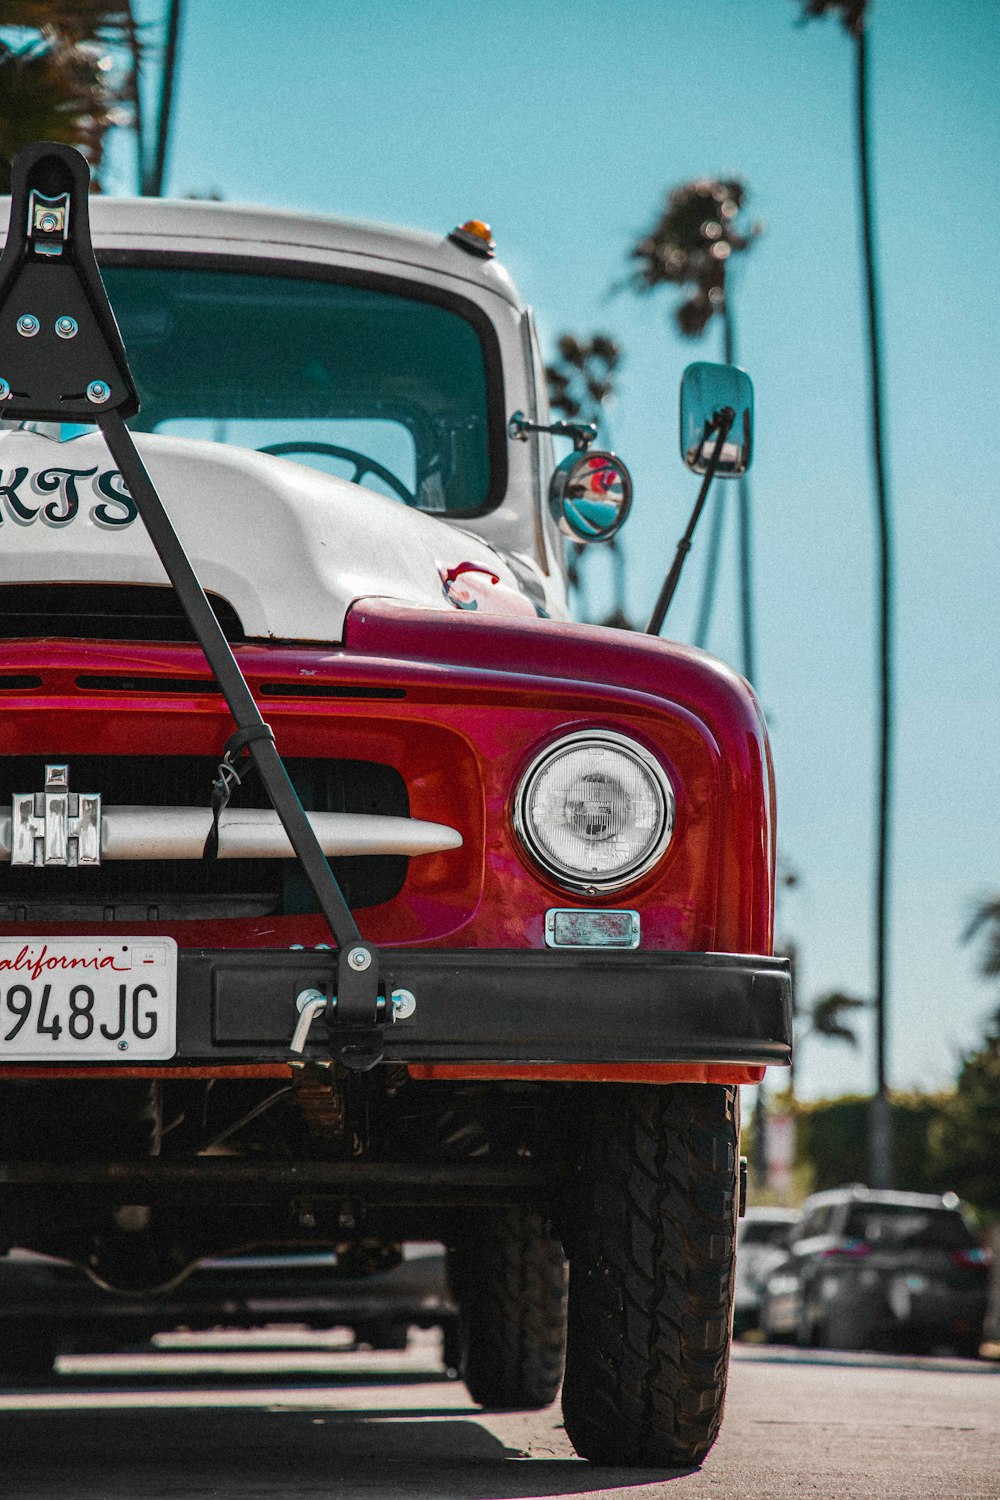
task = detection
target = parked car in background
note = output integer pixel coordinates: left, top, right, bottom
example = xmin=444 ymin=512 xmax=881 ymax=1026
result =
xmin=758 ymin=1186 xmax=990 ymax=1356
xmin=733 ymin=1206 xmax=799 ymax=1335
xmin=0 ymin=1242 xmax=458 ymax=1383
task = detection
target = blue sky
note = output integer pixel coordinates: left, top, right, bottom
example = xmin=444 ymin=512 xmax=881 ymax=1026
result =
xmin=102 ymin=0 xmax=999 ymax=1100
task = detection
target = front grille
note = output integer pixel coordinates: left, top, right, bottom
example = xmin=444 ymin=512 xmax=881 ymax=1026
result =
xmin=0 ymin=755 xmax=408 ymax=921
xmin=0 ymin=584 xmax=245 ymax=642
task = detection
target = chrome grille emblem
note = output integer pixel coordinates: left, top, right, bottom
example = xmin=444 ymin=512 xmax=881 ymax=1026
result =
xmin=11 ymin=764 xmax=102 ymax=867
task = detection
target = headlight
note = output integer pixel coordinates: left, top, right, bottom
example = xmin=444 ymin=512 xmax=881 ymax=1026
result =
xmin=514 ymin=731 xmax=675 ymax=892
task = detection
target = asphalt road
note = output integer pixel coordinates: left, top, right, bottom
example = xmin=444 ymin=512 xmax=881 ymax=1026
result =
xmin=0 ymin=1331 xmax=997 ymax=1499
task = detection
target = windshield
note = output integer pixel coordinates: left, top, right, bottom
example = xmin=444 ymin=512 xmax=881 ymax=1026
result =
xmin=843 ymin=1204 xmax=975 ymax=1251
xmin=98 ymin=263 xmax=496 ymax=514
xmin=740 ymin=1218 xmax=797 ymax=1246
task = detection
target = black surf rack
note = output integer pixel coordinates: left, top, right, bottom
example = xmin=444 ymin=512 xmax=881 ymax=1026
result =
xmin=0 ymin=142 xmax=385 ymax=1069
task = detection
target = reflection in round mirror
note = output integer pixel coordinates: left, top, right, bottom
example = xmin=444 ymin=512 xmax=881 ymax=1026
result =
xmin=549 ymin=451 xmax=633 ymax=542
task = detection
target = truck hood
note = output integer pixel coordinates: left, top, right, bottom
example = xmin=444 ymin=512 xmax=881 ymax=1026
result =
xmin=0 ymin=429 xmax=537 ymax=640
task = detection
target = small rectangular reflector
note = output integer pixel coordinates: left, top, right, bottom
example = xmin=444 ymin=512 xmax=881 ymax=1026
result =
xmin=544 ymin=909 xmax=640 ymax=949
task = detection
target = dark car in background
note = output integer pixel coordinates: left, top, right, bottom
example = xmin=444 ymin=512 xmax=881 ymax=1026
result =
xmin=0 ymin=1242 xmax=458 ymax=1382
xmin=759 ymin=1186 xmax=990 ymax=1356
xmin=733 ymin=1206 xmax=800 ymax=1336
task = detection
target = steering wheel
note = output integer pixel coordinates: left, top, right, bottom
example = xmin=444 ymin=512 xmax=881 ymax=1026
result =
xmin=257 ymin=441 xmax=415 ymax=505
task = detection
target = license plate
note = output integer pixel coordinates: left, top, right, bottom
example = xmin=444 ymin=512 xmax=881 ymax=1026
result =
xmin=0 ymin=939 xmax=177 ymax=1061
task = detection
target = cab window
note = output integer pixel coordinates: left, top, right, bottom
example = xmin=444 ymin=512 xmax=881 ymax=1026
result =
xmin=101 ymin=264 xmax=495 ymax=514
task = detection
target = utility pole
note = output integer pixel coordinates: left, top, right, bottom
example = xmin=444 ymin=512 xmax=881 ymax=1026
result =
xmin=797 ymin=0 xmax=894 ymax=1188
xmin=857 ymin=19 xmax=894 ymax=1189
xmin=144 ymin=0 xmax=183 ymax=196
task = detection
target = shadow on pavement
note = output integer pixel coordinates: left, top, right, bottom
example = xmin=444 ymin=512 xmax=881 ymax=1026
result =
xmin=0 ymin=1403 xmax=691 ymax=1498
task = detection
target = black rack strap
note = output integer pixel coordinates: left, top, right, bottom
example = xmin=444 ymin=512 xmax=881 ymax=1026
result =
xmin=0 ymin=144 xmax=383 ymax=1059
xmin=99 ymin=410 xmax=382 ymax=1054
xmin=222 ymin=724 xmax=276 ymax=757
xmin=203 ymin=724 xmax=274 ymax=862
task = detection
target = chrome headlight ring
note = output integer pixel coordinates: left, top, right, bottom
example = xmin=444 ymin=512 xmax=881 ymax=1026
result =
xmin=513 ymin=730 xmax=675 ymax=893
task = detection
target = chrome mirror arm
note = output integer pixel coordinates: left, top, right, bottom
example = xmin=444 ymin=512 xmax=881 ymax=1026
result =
xmin=508 ymin=409 xmax=598 ymax=453
xmin=646 ymin=406 xmax=735 ymax=637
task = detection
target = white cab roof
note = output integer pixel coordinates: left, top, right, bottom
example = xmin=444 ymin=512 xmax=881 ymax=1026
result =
xmin=1 ymin=196 xmax=526 ymax=311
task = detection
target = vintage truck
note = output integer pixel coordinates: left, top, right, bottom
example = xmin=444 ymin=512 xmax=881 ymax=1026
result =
xmin=0 ymin=143 xmax=791 ymax=1466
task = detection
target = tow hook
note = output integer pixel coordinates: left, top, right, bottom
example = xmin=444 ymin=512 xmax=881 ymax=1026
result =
xmin=290 ymin=986 xmax=416 ymax=1055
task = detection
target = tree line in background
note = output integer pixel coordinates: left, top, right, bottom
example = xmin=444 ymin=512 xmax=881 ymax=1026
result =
xmin=775 ymin=897 xmax=1000 ymax=1217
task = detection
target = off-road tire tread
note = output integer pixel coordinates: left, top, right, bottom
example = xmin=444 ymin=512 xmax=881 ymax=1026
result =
xmin=561 ymin=1083 xmax=739 ymax=1466
xmin=454 ymin=1205 xmax=568 ymax=1410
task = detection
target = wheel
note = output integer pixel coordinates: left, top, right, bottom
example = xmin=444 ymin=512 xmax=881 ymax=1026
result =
xmin=440 ymin=1313 xmax=462 ymax=1376
xmin=953 ymin=1332 xmax=984 ymax=1360
xmin=358 ymin=1318 xmax=410 ymax=1351
xmin=731 ymin=1305 xmax=755 ymax=1339
xmin=0 ymin=1327 xmax=58 ymax=1383
xmin=257 ymin=441 xmax=415 ymax=504
xmin=821 ymin=1299 xmax=874 ymax=1351
xmin=795 ymin=1302 xmax=822 ymax=1348
xmin=449 ymin=1205 xmax=568 ymax=1410
xmin=757 ymin=1303 xmax=796 ymax=1346
xmin=561 ymin=1083 xmax=739 ymax=1467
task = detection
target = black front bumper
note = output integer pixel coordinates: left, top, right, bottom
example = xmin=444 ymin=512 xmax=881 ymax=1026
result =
xmin=177 ymin=947 xmax=792 ymax=1068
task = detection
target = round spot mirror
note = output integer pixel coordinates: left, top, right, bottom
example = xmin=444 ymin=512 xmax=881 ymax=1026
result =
xmin=549 ymin=450 xmax=633 ymax=543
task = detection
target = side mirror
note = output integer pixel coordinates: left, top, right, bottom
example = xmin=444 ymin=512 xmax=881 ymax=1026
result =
xmin=549 ymin=450 xmax=633 ymax=543
xmin=680 ymin=361 xmax=753 ymax=478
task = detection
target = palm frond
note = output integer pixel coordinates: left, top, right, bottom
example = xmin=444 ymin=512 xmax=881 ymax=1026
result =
xmin=0 ymin=3 xmax=142 ymax=191
xmin=796 ymin=0 xmax=870 ymax=38
xmin=545 ymin=332 xmax=623 ymax=427
xmin=0 ymin=41 xmax=117 ymax=187
xmin=0 ymin=3 xmax=134 ymax=40
xmin=963 ymin=896 xmax=1000 ymax=980
xmin=807 ymin=990 xmax=867 ymax=1047
xmin=626 ymin=177 xmax=761 ymax=340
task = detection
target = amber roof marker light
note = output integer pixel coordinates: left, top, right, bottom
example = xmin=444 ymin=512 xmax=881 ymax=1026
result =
xmin=449 ymin=219 xmax=496 ymax=257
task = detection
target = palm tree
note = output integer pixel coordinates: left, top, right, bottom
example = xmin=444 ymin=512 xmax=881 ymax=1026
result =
xmin=793 ymin=989 xmax=868 ymax=1092
xmin=545 ymin=332 xmax=621 ymax=431
xmin=0 ymin=3 xmax=136 ymax=191
xmin=626 ymin=178 xmax=761 ymax=679
xmin=963 ymin=896 xmax=1000 ymax=1034
xmin=546 ymin=332 xmax=630 ymax=627
xmin=798 ymin=0 xmax=894 ymax=1187
xmin=0 ymin=2 xmax=182 ymax=197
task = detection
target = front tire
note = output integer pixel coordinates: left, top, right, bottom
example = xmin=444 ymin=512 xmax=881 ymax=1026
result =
xmin=357 ymin=1318 xmax=410 ymax=1351
xmin=450 ymin=1205 xmax=567 ymax=1410
xmin=561 ymin=1084 xmax=739 ymax=1467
